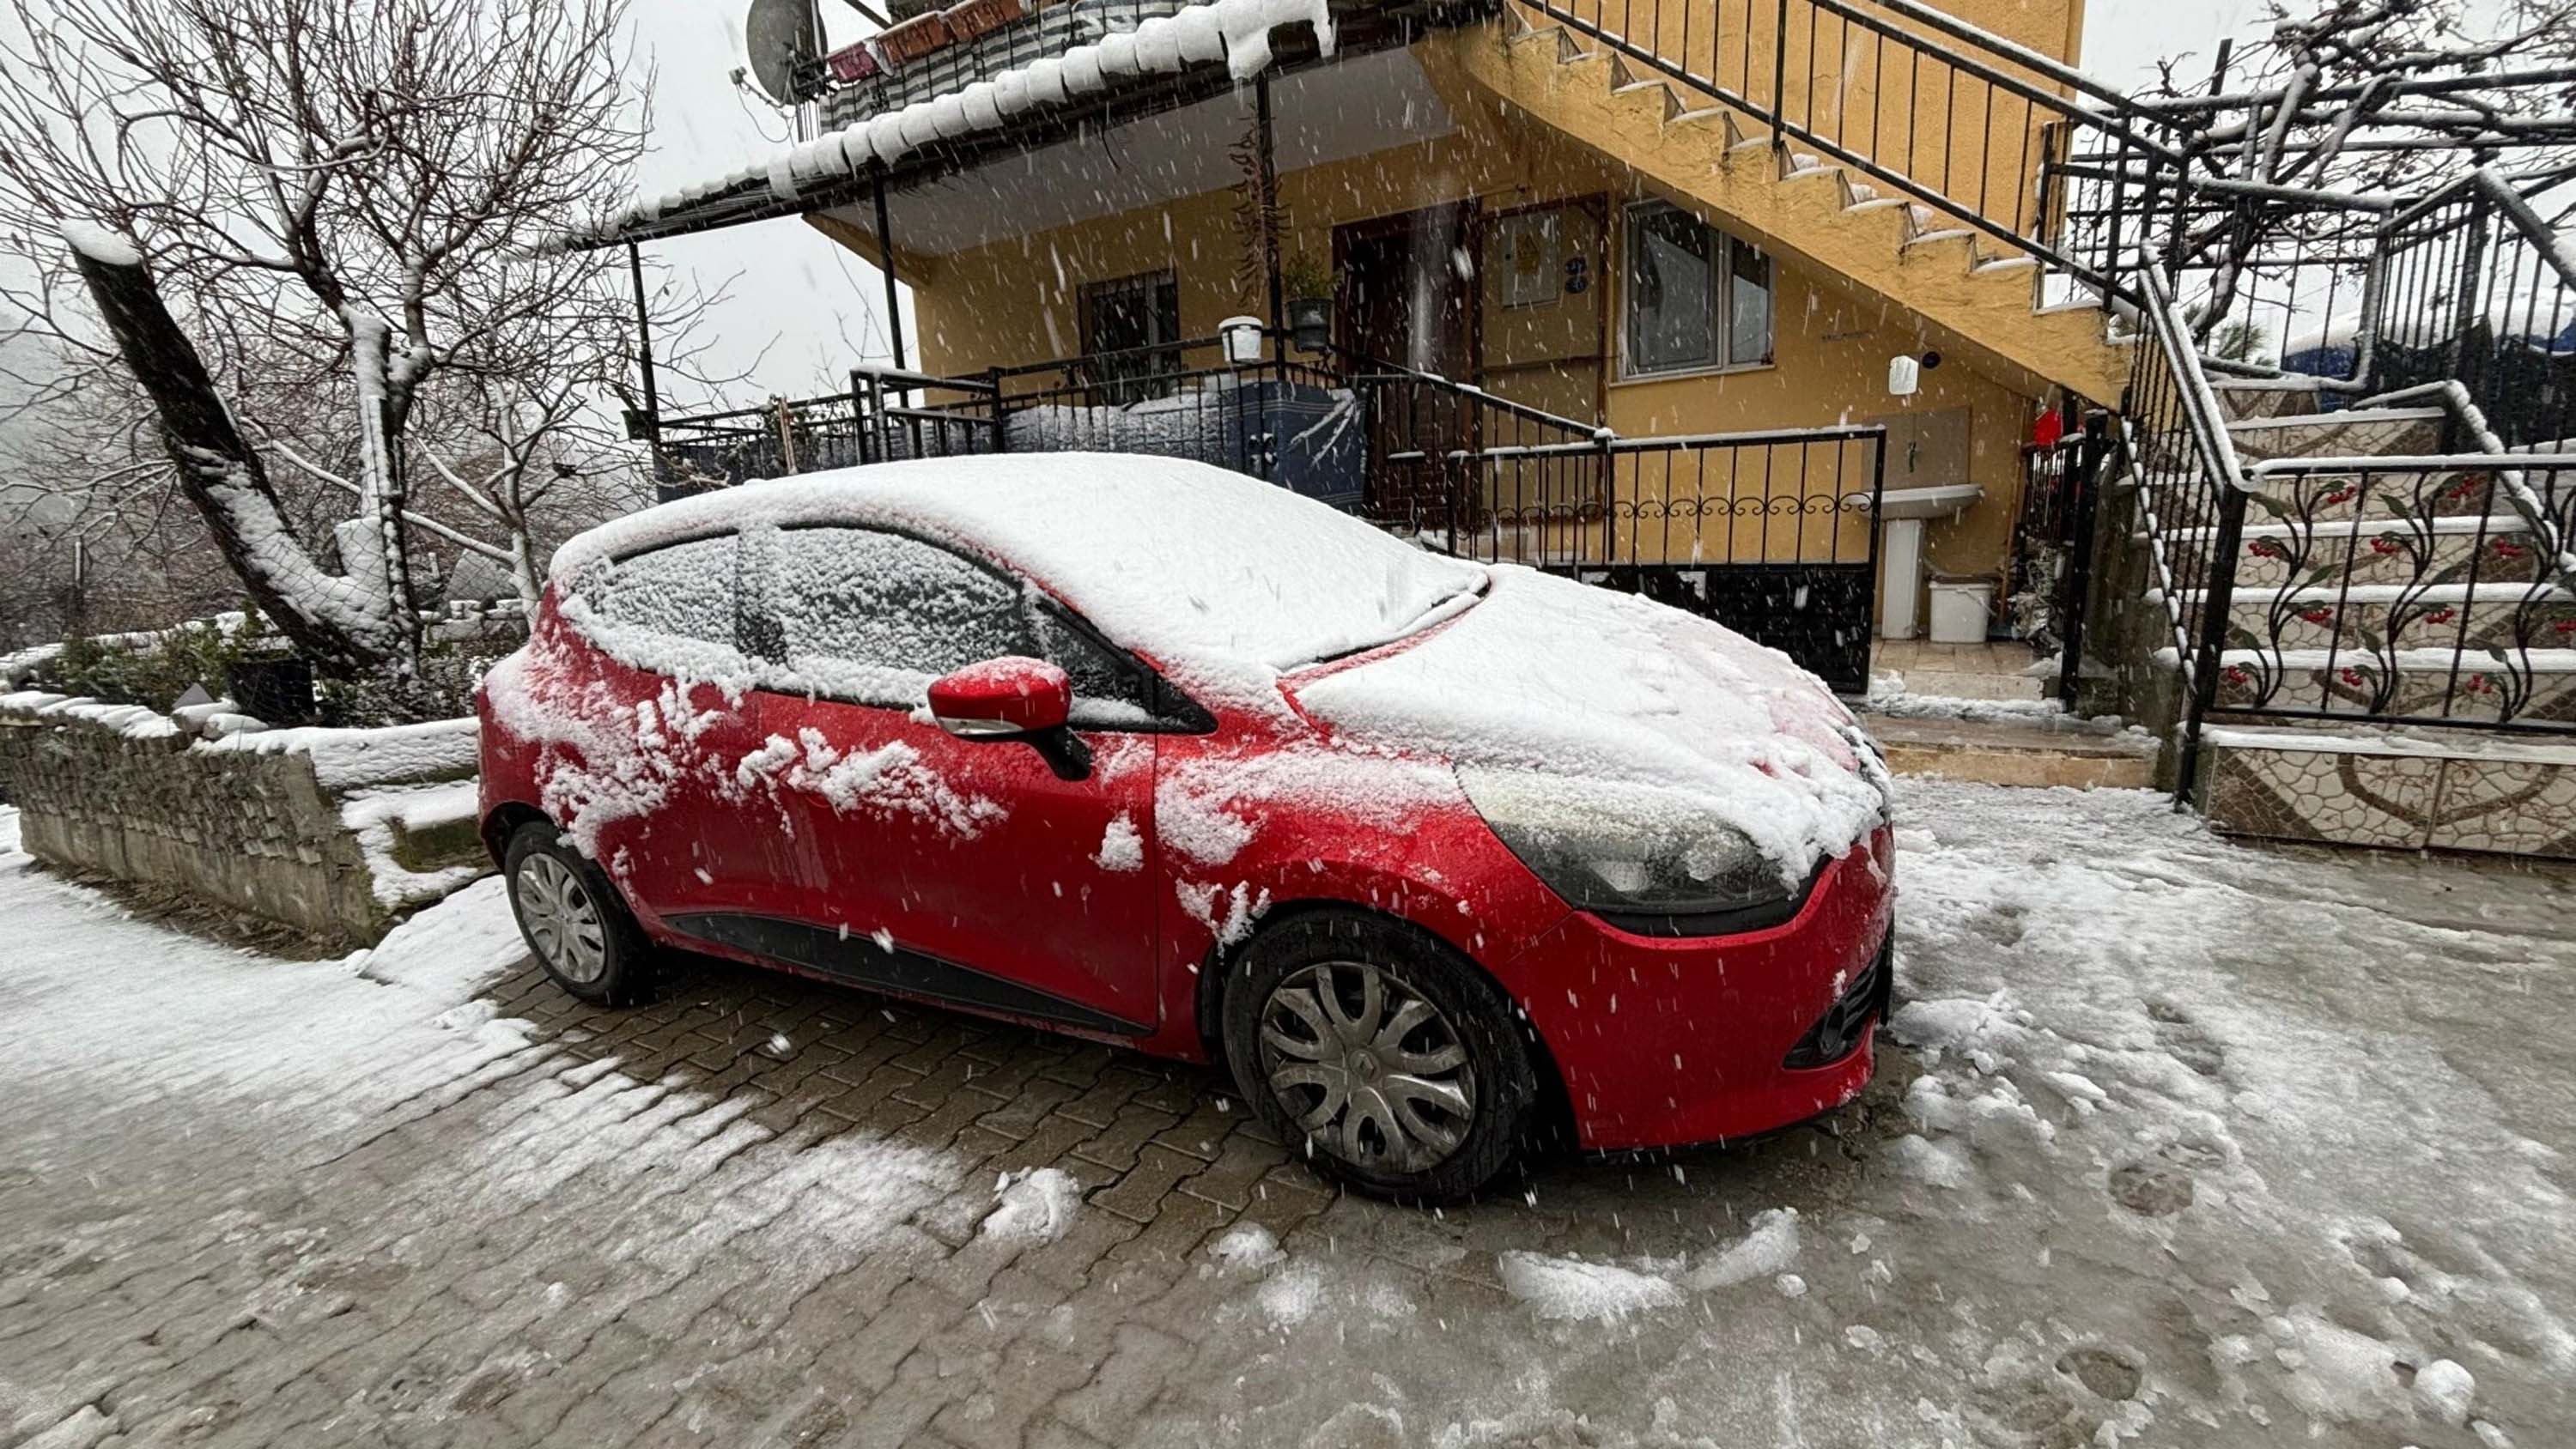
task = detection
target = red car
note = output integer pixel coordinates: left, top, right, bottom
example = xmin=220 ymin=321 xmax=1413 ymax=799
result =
xmin=478 ymin=455 xmax=1894 ymax=1201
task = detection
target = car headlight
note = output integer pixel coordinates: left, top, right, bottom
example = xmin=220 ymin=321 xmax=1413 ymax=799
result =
xmin=1456 ymin=765 xmax=1794 ymax=919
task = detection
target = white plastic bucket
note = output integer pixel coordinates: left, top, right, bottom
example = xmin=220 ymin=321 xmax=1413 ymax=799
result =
xmin=1926 ymin=576 xmax=1995 ymax=644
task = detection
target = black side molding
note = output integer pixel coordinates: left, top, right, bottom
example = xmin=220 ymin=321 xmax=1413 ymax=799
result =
xmin=665 ymin=912 xmax=1151 ymax=1038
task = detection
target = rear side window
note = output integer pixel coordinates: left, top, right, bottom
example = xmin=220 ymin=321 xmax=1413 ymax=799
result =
xmin=572 ymin=533 xmax=739 ymax=651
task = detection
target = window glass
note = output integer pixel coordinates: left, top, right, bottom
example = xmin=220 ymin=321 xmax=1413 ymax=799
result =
xmin=1080 ymin=270 xmax=1183 ymax=404
xmin=1729 ymin=238 xmax=1775 ymax=367
xmin=1626 ymin=203 xmax=1717 ymax=374
xmin=577 ymin=534 xmax=738 ymax=648
xmin=1624 ymin=202 xmax=1775 ymax=377
xmin=1032 ymin=606 xmax=1157 ymax=723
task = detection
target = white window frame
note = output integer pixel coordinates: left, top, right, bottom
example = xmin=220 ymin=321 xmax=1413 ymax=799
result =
xmin=1618 ymin=200 xmax=1775 ymax=380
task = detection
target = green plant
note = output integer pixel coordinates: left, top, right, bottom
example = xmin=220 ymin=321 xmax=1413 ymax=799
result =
xmin=1279 ymin=252 xmax=1332 ymax=304
xmin=35 ymin=610 xmax=280 ymax=712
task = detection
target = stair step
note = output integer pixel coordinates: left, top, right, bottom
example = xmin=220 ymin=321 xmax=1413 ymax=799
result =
xmin=2224 ymin=407 xmax=2446 ymax=431
xmin=2198 ymin=725 xmax=2576 ymax=858
xmin=1861 ymin=713 xmax=2156 ymax=790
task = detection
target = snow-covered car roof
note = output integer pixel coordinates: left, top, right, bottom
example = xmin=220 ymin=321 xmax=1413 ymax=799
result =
xmin=550 ymin=454 xmax=1487 ymax=705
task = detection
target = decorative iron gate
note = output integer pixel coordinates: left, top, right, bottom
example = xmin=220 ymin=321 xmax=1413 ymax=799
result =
xmin=1370 ymin=415 xmax=1888 ymax=694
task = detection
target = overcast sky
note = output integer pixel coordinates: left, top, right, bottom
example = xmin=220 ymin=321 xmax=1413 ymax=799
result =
xmin=634 ymin=0 xmax=2271 ymax=406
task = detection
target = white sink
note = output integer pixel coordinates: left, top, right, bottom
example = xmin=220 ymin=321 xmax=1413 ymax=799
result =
xmin=1844 ymin=482 xmax=1984 ymax=519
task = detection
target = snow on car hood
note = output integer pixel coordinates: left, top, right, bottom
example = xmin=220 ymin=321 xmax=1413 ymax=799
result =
xmin=1288 ymin=567 xmax=1888 ymax=877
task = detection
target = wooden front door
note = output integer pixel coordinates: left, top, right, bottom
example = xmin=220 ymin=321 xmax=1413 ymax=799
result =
xmin=1335 ymin=203 xmax=1479 ymax=524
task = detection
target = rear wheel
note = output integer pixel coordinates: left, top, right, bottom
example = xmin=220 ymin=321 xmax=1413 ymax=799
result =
xmin=502 ymin=823 xmax=656 ymax=1007
xmin=1223 ymin=912 xmax=1537 ymax=1203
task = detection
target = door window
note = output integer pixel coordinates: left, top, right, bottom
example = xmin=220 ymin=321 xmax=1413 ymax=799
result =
xmin=1079 ymin=270 xmax=1182 ymax=403
xmin=749 ymin=525 xmax=1168 ymax=724
xmin=1622 ymin=201 xmax=1774 ymax=376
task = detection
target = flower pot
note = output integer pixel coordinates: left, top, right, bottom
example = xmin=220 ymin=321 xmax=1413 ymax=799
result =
xmin=1288 ymin=295 xmax=1331 ymax=354
xmin=826 ymin=39 xmax=882 ymax=82
xmin=876 ymin=12 xmax=955 ymax=68
xmin=942 ymin=0 xmax=1025 ymax=45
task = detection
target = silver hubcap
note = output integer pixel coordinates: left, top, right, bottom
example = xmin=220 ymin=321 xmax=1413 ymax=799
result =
xmin=514 ymin=854 xmax=607 ymax=985
xmin=1257 ymin=961 xmax=1476 ymax=1173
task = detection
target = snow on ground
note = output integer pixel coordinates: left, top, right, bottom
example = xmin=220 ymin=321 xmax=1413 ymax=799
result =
xmin=3 ymin=785 xmax=2573 ymax=1446
xmin=1170 ymin=782 xmax=2576 ymax=1447
xmin=0 ymin=806 xmax=958 ymax=1272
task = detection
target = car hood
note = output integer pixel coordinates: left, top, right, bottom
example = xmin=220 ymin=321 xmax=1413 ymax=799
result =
xmin=1286 ymin=567 xmax=1888 ymax=878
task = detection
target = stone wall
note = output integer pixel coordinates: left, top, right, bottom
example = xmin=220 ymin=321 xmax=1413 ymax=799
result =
xmin=0 ymin=695 xmax=487 ymax=946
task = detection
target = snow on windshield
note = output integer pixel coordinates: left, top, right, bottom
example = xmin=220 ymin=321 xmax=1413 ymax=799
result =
xmin=550 ymin=455 xmax=1485 ymax=710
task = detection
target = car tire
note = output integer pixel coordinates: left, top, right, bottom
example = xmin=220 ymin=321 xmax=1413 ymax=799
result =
xmin=501 ymin=822 xmax=657 ymax=1008
xmin=1223 ymin=910 xmax=1539 ymax=1204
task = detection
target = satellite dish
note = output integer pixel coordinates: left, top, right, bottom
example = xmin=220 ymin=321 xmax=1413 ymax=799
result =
xmin=745 ymin=0 xmax=824 ymax=106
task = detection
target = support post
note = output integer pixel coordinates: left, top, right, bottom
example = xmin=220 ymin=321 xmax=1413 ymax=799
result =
xmin=2056 ymin=413 xmax=2108 ymax=709
xmin=1770 ymin=0 xmax=1790 ymax=149
xmin=626 ymin=243 xmax=660 ymax=445
xmin=873 ymin=175 xmax=908 ymax=376
xmin=2173 ymin=481 xmax=2247 ymax=807
xmin=1256 ymin=76 xmax=1283 ymax=342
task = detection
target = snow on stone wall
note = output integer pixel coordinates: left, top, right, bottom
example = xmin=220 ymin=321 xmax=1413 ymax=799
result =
xmin=0 ymin=694 xmax=487 ymax=944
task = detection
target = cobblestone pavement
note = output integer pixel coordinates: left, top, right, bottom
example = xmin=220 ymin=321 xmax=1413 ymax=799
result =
xmin=6 ymin=785 xmax=2574 ymax=1448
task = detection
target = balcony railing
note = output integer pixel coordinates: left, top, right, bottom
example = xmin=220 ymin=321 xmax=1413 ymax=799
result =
xmin=814 ymin=0 xmax=1241 ymax=132
xmin=653 ymin=331 xmax=1890 ymax=691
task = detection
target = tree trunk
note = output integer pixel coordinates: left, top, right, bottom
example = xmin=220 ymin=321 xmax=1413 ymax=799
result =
xmin=64 ymin=238 xmax=402 ymax=673
xmin=347 ymin=314 xmax=423 ymax=676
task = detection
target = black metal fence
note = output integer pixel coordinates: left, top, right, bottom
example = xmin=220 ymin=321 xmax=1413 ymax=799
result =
xmin=2371 ymin=173 xmax=2576 ymax=453
xmin=654 ymin=332 xmax=1889 ymax=690
xmin=2009 ymin=415 xmax=2109 ymax=706
xmin=1388 ymin=424 xmax=1888 ymax=693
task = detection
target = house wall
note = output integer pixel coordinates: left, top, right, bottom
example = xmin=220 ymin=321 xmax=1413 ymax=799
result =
xmin=902 ymin=49 xmax=2047 ymax=590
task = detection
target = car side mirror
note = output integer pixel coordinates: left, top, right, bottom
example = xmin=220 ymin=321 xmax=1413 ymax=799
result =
xmin=927 ymin=657 xmax=1091 ymax=779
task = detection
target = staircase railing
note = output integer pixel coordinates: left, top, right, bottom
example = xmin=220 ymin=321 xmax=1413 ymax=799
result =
xmin=2124 ymin=264 xmax=2256 ymax=799
xmin=1514 ymin=0 xmax=2190 ymax=310
xmin=2371 ymin=170 xmax=2576 ymax=457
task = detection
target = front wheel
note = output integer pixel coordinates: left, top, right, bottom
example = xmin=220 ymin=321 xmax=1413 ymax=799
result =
xmin=502 ymin=822 xmax=656 ymax=1007
xmin=1222 ymin=912 xmax=1540 ymax=1203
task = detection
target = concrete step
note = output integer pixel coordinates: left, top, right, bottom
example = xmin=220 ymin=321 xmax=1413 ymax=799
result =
xmin=2225 ymin=407 xmax=2446 ymax=463
xmin=1862 ymin=712 xmax=2157 ymax=790
xmin=2198 ymin=724 xmax=2576 ymax=858
xmin=2208 ymin=377 xmax=2326 ymax=421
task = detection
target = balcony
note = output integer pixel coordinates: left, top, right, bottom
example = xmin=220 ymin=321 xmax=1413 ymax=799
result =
xmin=816 ymin=0 xmax=1204 ymax=132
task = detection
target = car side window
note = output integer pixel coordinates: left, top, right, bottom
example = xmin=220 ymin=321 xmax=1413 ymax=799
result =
xmin=748 ymin=524 xmax=1175 ymax=726
xmin=750 ymin=526 xmax=1033 ymax=707
xmin=574 ymin=533 xmax=740 ymax=651
xmin=1031 ymin=604 xmax=1159 ymax=723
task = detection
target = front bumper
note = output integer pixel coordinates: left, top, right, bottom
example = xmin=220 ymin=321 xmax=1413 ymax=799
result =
xmin=1502 ymin=824 xmax=1896 ymax=1152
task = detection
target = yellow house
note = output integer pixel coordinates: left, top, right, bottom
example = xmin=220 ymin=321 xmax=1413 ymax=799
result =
xmin=592 ymin=0 xmax=2137 ymax=692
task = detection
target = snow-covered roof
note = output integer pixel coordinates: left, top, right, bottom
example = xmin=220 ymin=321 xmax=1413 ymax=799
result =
xmin=563 ymin=0 xmax=1335 ymax=250
xmin=550 ymin=453 xmax=1485 ymax=706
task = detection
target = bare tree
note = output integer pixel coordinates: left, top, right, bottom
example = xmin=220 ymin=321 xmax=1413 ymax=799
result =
xmin=0 ymin=0 xmax=720 ymax=686
xmin=2142 ymin=0 xmax=2576 ymax=333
